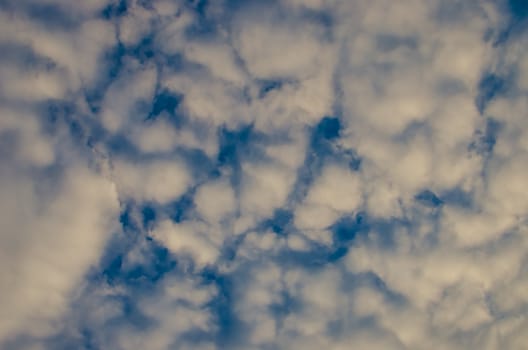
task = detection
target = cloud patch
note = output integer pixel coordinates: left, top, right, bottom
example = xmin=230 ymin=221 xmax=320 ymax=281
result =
xmin=2 ymin=0 xmax=528 ymax=349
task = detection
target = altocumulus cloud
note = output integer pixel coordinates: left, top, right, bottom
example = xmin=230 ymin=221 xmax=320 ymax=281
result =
xmin=1 ymin=0 xmax=528 ymax=349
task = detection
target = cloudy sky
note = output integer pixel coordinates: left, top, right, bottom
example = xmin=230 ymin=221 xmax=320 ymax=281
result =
xmin=1 ymin=0 xmax=528 ymax=349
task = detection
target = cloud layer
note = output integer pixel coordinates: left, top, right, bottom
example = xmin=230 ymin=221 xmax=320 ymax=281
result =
xmin=1 ymin=0 xmax=528 ymax=349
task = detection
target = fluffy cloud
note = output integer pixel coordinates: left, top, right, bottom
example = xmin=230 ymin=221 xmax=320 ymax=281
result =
xmin=2 ymin=0 xmax=528 ymax=349
xmin=150 ymin=220 xmax=220 ymax=268
xmin=0 ymin=165 xmax=119 ymax=344
xmin=195 ymin=179 xmax=236 ymax=223
xmin=115 ymin=275 xmax=217 ymax=350
xmin=112 ymin=159 xmax=191 ymax=204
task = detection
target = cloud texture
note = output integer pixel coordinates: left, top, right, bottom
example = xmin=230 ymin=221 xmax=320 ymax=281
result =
xmin=1 ymin=0 xmax=528 ymax=349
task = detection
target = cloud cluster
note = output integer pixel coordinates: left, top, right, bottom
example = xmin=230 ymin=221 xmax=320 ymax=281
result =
xmin=1 ymin=0 xmax=528 ymax=349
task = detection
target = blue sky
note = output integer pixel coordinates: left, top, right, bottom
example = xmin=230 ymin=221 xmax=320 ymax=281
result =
xmin=1 ymin=0 xmax=528 ymax=349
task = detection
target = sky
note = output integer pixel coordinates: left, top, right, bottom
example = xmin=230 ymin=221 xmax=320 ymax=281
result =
xmin=1 ymin=0 xmax=528 ymax=349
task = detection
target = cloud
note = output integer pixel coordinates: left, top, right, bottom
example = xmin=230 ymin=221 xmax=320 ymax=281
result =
xmin=100 ymin=64 xmax=158 ymax=133
xmin=195 ymin=178 xmax=236 ymax=223
xmin=112 ymin=159 xmax=191 ymax=204
xmin=240 ymin=162 xmax=297 ymax=221
xmin=150 ymin=220 xmax=220 ymax=269
xmin=0 ymin=165 xmax=119 ymax=344
xmin=232 ymin=4 xmax=330 ymax=80
xmin=116 ymin=275 xmax=217 ymax=350
xmin=2 ymin=0 xmax=528 ymax=349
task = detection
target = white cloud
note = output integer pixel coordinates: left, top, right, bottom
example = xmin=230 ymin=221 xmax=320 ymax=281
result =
xmin=0 ymin=108 xmax=56 ymax=167
xmin=251 ymin=72 xmax=335 ymax=131
xmin=294 ymin=203 xmax=340 ymax=231
xmin=232 ymin=7 xmax=329 ymax=80
xmin=305 ymin=164 xmax=362 ymax=212
xmin=118 ymin=4 xmax=153 ymax=46
xmin=163 ymin=71 xmax=250 ymax=127
xmin=184 ymin=41 xmax=247 ymax=85
xmin=194 ymin=179 xmax=236 ymax=223
xmin=113 ymin=275 xmax=217 ymax=350
xmin=101 ymin=64 xmax=158 ymax=133
xmin=0 ymin=11 xmax=116 ymax=91
xmin=240 ymin=162 xmax=296 ymax=220
xmin=3 ymin=0 xmax=528 ymax=349
xmin=113 ymin=159 xmax=191 ymax=204
xmin=133 ymin=119 xmax=179 ymax=154
xmin=281 ymin=0 xmax=329 ymax=11
xmin=151 ymin=220 xmax=220 ymax=268
xmin=0 ymin=166 xmax=119 ymax=343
